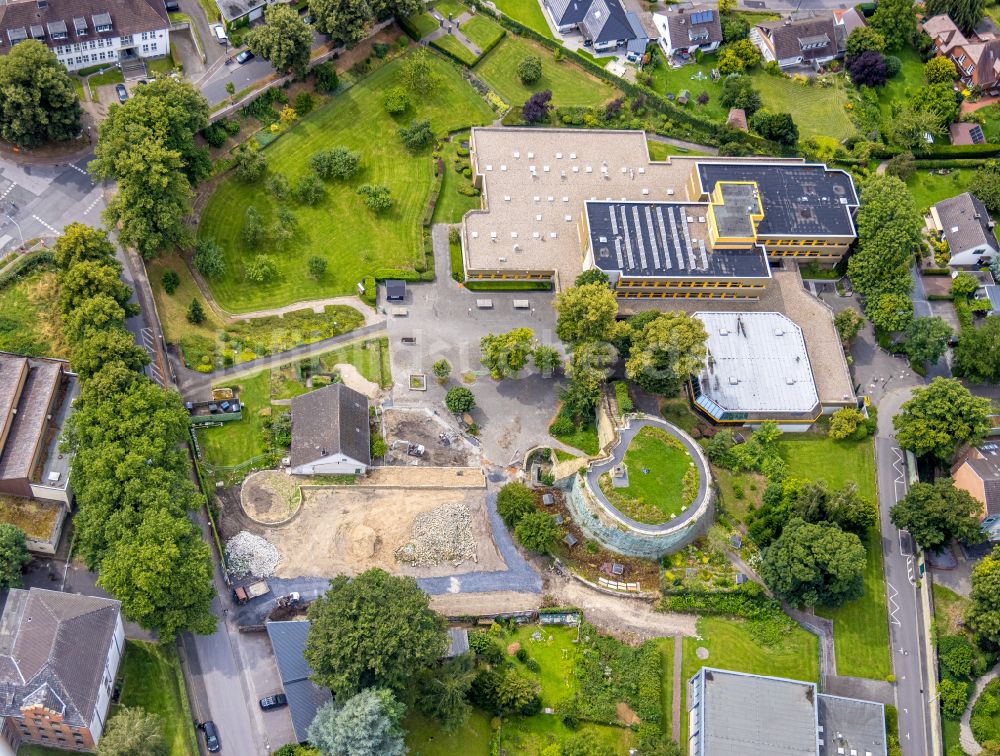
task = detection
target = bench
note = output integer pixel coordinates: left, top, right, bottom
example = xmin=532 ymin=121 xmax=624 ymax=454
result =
xmin=476 ymin=299 xmax=493 ymax=309
xmin=513 ymin=300 xmax=530 ymax=309
xmin=391 ymin=307 xmax=408 ymax=317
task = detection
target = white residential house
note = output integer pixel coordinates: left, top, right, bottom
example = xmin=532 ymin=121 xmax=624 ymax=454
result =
xmin=653 ymin=5 xmax=722 ymax=58
xmin=289 ymin=384 xmax=371 ymax=476
xmin=0 ymin=0 xmax=170 ymax=73
xmin=930 ymin=192 xmax=1000 ymax=267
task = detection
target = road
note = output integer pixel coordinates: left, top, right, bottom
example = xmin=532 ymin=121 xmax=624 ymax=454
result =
xmin=875 ymin=388 xmax=935 ymax=756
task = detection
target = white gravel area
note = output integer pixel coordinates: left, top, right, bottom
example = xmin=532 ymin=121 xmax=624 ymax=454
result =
xmin=226 ymin=530 xmax=281 ymax=577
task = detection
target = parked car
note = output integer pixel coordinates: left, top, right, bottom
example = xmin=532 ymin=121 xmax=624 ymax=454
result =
xmin=211 ymin=23 xmax=228 ymax=43
xmin=164 ymin=0 xmax=180 ymax=11
xmin=235 ymin=50 xmax=254 ymax=64
xmin=259 ymin=693 xmax=288 ymax=710
xmin=203 ymin=721 xmax=220 ymax=752
xmin=115 ymin=84 xmax=128 ymax=103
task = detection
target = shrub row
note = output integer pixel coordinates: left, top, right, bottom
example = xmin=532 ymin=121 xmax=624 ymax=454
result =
xmin=872 ymin=143 xmax=1000 ymax=159
xmin=913 ymin=158 xmax=991 ymax=169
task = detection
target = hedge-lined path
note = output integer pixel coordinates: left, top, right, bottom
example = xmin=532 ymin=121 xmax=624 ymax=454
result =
xmin=961 ymin=662 xmax=1000 ymax=755
xmin=424 ymin=8 xmax=483 ymax=57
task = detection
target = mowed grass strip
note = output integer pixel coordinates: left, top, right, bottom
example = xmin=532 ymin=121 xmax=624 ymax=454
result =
xmin=490 ymin=0 xmax=555 ymax=38
xmin=198 ymin=53 xmax=494 ymax=313
xmin=461 ymin=13 xmax=506 ymax=50
xmin=779 ymin=433 xmax=891 ymax=680
xmin=747 ymin=71 xmax=855 ymax=141
xmin=118 ymin=641 xmax=198 ymax=756
xmin=474 ymin=36 xmax=617 ymax=107
xmin=404 ymin=10 xmax=439 ymax=37
xmin=601 ymin=426 xmax=695 ymax=524
xmin=432 ymin=33 xmax=479 ymax=65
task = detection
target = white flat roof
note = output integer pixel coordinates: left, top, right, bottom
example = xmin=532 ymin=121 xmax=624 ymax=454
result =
xmin=694 ymin=311 xmax=819 ymax=414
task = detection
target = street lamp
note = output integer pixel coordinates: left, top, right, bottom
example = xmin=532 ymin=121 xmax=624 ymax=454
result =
xmin=4 ymin=214 xmax=23 ymax=249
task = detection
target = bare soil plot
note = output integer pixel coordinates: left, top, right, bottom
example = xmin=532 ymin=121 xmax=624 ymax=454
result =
xmin=382 ymin=408 xmax=477 ymax=467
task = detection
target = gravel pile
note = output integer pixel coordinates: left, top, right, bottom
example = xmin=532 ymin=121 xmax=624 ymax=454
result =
xmin=226 ymin=531 xmax=281 ymax=577
xmin=395 ymin=502 xmax=476 ymax=566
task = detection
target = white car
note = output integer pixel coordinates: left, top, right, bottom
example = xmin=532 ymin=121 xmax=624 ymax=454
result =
xmin=211 ymin=23 xmax=227 ymax=43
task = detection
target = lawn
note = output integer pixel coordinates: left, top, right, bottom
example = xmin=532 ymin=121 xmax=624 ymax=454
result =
xmin=644 ymin=52 xmax=728 ymax=121
xmin=435 ymin=0 xmax=467 ymax=19
xmin=432 ymin=33 xmax=479 ymax=65
xmin=748 ymin=71 xmax=856 ymax=141
xmin=431 ymin=131 xmax=478 ymax=225
xmin=474 ymin=36 xmax=617 ymax=108
xmin=877 ymin=47 xmax=925 ymax=121
xmin=490 ymin=0 xmax=554 ymax=39
xmin=646 ymin=139 xmax=710 ymax=160
xmin=460 ymin=14 xmax=506 ymax=51
xmin=313 ymin=337 xmax=392 ymax=387
xmin=405 ymin=10 xmax=439 ymax=38
xmin=551 ymin=416 xmax=599 ymax=455
xmin=196 ymin=369 xmax=271 ymax=468
xmin=501 ymin=717 xmax=633 ymax=754
xmin=657 ymin=637 xmax=675 ymax=739
xmin=89 ymin=67 xmax=124 ymax=86
xmin=405 ymin=709 xmax=492 ymax=756
xmin=779 ymin=432 xmax=891 ymax=680
xmin=147 ymin=256 xmax=364 ymax=372
xmin=906 ymin=168 xmax=977 ymax=214
xmin=933 ymin=584 xmax=970 ymax=637
xmin=659 ymin=396 xmax=700 ymax=436
xmin=599 ymin=426 xmax=696 ymax=524
xmin=0 ymin=266 xmax=66 ymax=358
xmin=198 ymin=52 xmax=494 ymax=312
xmin=118 ymin=641 xmax=198 ymax=756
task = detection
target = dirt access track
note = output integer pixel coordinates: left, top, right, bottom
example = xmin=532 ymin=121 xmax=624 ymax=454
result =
xmin=221 ymin=485 xmax=507 ymax=580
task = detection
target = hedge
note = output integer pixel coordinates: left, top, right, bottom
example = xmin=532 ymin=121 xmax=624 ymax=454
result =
xmin=614 ymin=381 xmax=633 ymax=414
xmin=373 ymin=268 xmax=435 ymax=282
xmin=430 ymin=36 xmax=480 ymax=66
xmin=464 ymin=279 xmax=552 ymax=290
xmin=0 ymin=250 xmax=54 ymax=289
xmin=873 ymin=143 xmax=1000 ymax=159
xmin=913 ymin=158 xmax=992 ymax=169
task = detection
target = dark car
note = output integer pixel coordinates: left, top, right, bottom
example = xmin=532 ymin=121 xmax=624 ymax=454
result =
xmin=164 ymin=0 xmax=180 ymax=11
xmin=259 ymin=693 xmax=288 ymax=710
xmin=235 ymin=50 xmax=254 ymax=64
xmin=203 ymin=721 xmax=220 ymax=752
xmin=115 ymin=83 xmax=128 ymax=103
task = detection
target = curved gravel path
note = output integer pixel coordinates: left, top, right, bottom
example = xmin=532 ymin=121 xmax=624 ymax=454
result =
xmin=961 ymin=662 xmax=1000 ymax=755
xmin=584 ymin=416 xmax=711 ymax=534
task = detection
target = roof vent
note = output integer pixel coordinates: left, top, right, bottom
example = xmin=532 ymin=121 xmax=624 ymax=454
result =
xmin=729 ymin=376 xmax=739 ymax=385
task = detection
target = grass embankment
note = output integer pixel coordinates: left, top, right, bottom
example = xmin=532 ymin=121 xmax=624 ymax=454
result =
xmin=0 ymin=266 xmax=66 ymax=358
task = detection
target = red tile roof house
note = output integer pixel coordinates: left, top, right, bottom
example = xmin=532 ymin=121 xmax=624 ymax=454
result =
xmin=0 ymin=589 xmax=124 ymax=753
xmin=924 ymin=13 xmax=1000 ymax=91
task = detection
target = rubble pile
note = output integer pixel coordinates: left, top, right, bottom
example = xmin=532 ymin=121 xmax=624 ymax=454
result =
xmin=226 ymin=531 xmax=281 ymax=577
xmin=395 ymin=502 xmax=476 ymax=566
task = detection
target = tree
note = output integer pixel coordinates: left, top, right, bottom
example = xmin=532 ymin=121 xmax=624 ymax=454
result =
xmin=926 ymin=0 xmax=985 ymax=34
xmin=193 ymin=239 xmax=226 ymax=278
xmin=308 ymin=256 xmax=328 ymax=279
xmin=54 ymin=223 xmax=117 ymax=270
xmin=575 ymin=269 xmax=609 ymax=287
xmin=625 ymin=312 xmax=708 ymax=396
xmin=159 ymin=269 xmax=180 ymax=295
xmin=0 ymin=40 xmax=81 ymax=149
xmin=939 ymin=677 xmax=971 ymax=718
xmin=314 ymin=61 xmax=339 ymax=92
xmin=885 ymin=151 xmax=916 ymax=181
xmin=97 ymin=707 xmax=166 ymax=756
xmin=904 ymin=316 xmax=953 ymax=364
xmin=869 ymin=0 xmax=917 ymax=50
xmin=57 ymin=259 xmax=132 ymax=318
xmin=295 ymin=173 xmax=326 ymax=205
xmin=522 ymin=90 xmax=553 ymax=123
xmin=98 ymin=507 xmax=216 ymax=641
xmin=825 ymin=483 xmax=879 ymax=535
xmin=748 ymin=109 xmax=798 ymax=145
xmin=90 ymin=78 xmax=209 ymax=258
xmin=953 ymin=316 xmax=1000 ymax=383
xmin=233 ymin=143 xmax=267 ymax=182
xmin=925 ymin=55 xmax=958 ymax=84
xmin=847 ymin=175 xmax=920 ymax=301
xmin=953 ymin=271 xmax=980 ymax=299
xmin=64 ymin=294 xmax=127 ymax=345
xmin=445 ymin=386 xmax=475 ymax=413
xmin=973 ymin=161 xmax=1000 ymax=213
xmin=911 ymin=83 xmax=961 ymax=129
xmin=186 ymin=298 xmax=206 ymax=325
xmin=717 ymin=39 xmax=761 ymax=74
xmin=829 ymin=407 xmax=867 ymax=440
xmin=242 ymin=206 xmax=264 ymax=247
xmin=480 ymin=328 xmax=536 ymax=379
xmin=846 ymin=26 xmax=886 ymax=60
xmin=305 ymin=569 xmax=447 ymax=698
xmin=0 ymin=525 xmax=31 ymax=590
xmin=532 ymin=345 xmax=561 ymax=376
xmin=515 ymin=511 xmax=559 ymax=552
xmin=966 ymin=546 xmax=1000 ymax=644
xmin=471 ymin=667 xmax=540 ymax=714
xmin=307 ymin=689 xmax=405 ymax=756
xmin=834 ymin=308 xmax=864 ymax=345
xmin=245 ymin=254 xmax=278 ymax=283
xmin=719 ymin=75 xmax=762 ymax=117
xmin=267 ymin=172 xmax=290 ymax=199
xmin=400 ymin=50 xmax=438 ymax=94
xmin=894 ymin=377 xmax=992 ymax=461
xmin=416 ymin=654 xmax=475 ymax=731
xmin=497 ymin=482 xmax=536 ymax=528
xmin=310 ymin=0 xmax=373 ymax=45
xmin=518 ymin=55 xmax=542 ymax=84
xmin=848 ymin=51 xmax=888 ymax=87
xmin=891 ymin=480 xmax=984 ymax=550
xmin=554 ymin=283 xmax=618 ymax=344
xmin=884 ymin=105 xmax=945 ymax=149
xmin=72 ymin=328 xmax=150 ymax=380
xmin=382 ymin=86 xmax=410 ymax=115
xmin=398 ymin=118 xmax=434 ymax=151
xmin=567 ymin=341 xmax=615 ymax=400
xmin=759 ymin=518 xmax=866 ymax=607
xmin=312 ymin=147 xmax=361 ymax=180
xmin=357 ymin=184 xmax=393 ymax=212
xmin=246 ymin=4 xmax=313 ymax=77
xmin=432 ymin=359 xmax=451 ymax=380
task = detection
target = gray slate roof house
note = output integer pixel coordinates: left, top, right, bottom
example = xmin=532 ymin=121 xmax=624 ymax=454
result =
xmin=289 ymin=384 xmax=370 ymax=476
xmin=654 ymin=5 xmax=723 ymax=57
xmin=752 ymin=11 xmax=840 ymax=68
xmin=545 ymin=0 xmax=593 ymax=29
xmin=578 ymin=0 xmax=634 ymax=49
xmin=266 ymin=621 xmax=332 ymax=743
xmin=930 ymin=192 xmax=1000 ymax=266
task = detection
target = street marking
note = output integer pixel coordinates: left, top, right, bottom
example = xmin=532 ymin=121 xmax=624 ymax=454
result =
xmin=887 ymin=582 xmax=903 ymax=626
xmin=82 ymin=196 xmax=102 ymax=216
xmin=448 ymin=577 xmax=460 ymax=593
xmin=140 ymin=328 xmax=165 ymax=387
xmin=891 ymin=446 xmax=907 ymax=504
xmin=69 ymin=164 xmax=88 ymax=176
xmin=0 ymin=183 xmax=16 ymax=200
xmin=907 ymin=556 xmax=915 ymax=583
xmin=31 ymin=215 xmax=60 ymax=236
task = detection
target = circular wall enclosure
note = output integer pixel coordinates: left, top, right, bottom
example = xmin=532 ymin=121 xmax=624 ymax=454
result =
xmin=561 ymin=417 xmax=713 ymax=559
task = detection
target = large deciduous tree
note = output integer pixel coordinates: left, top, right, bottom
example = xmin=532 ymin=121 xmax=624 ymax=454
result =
xmin=869 ymin=0 xmax=917 ymax=50
xmin=310 ymin=0 xmax=373 ymax=44
xmin=554 ymin=283 xmax=619 ymax=345
xmin=966 ymin=546 xmax=1000 ymax=645
xmin=71 ymin=327 xmax=150 ymax=380
xmin=904 ymin=316 xmax=953 ymax=365
xmin=90 ymin=78 xmax=209 ymax=258
xmin=953 ymin=316 xmax=1000 ymax=383
xmin=245 ymin=4 xmax=313 ymax=77
xmin=893 ymin=377 xmax=992 ymax=461
xmin=480 ymin=328 xmax=536 ymax=379
xmin=890 ymin=480 xmax=985 ymax=550
xmin=759 ymin=518 xmax=866 ymax=607
xmin=304 ymin=569 xmax=447 ymax=699
xmin=925 ymin=0 xmax=985 ymax=34
xmin=306 ymin=689 xmax=406 ymax=756
xmin=96 ymin=707 xmax=167 ymax=756
xmin=0 ymin=40 xmax=81 ymax=149
xmin=845 ymin=27 xmax=886 ymax=60
xmin=971 ymin=160 xmax=1000 ymax=214
xmin=625 ymin=312 xmax=707 ymax=396
xmin=0 ymin=525 xmax=31 ymax=590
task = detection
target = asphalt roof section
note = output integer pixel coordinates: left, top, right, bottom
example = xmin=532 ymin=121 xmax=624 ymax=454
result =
xmin=546 ymin=0 xmax=592 ymax=26
xmin=0 ymin=356 xmax=64 ymax=483
xmin=0 ymin=0 xmax=167 ymax=52
xmin=816 ymin=694 xmax=887 ymax=756
xmin=585 ymin=201 xmax=770 ymax=279
xmin=696 ymin=162 xmax=858 ymax=238
xmin=578 ymin=0 xmax=634 ymax=43
xmin=932 ymin=192 xmax=997 ymax=254
xmin=693 ymin=311 xmax=820 ymax=414
xmin=290 ymin=383 xmax=371 ymax=469
xmin=0 ymin=588 xmax=120 ymax=729
xmin=266 ymin=621 xmax=332 ymax=743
